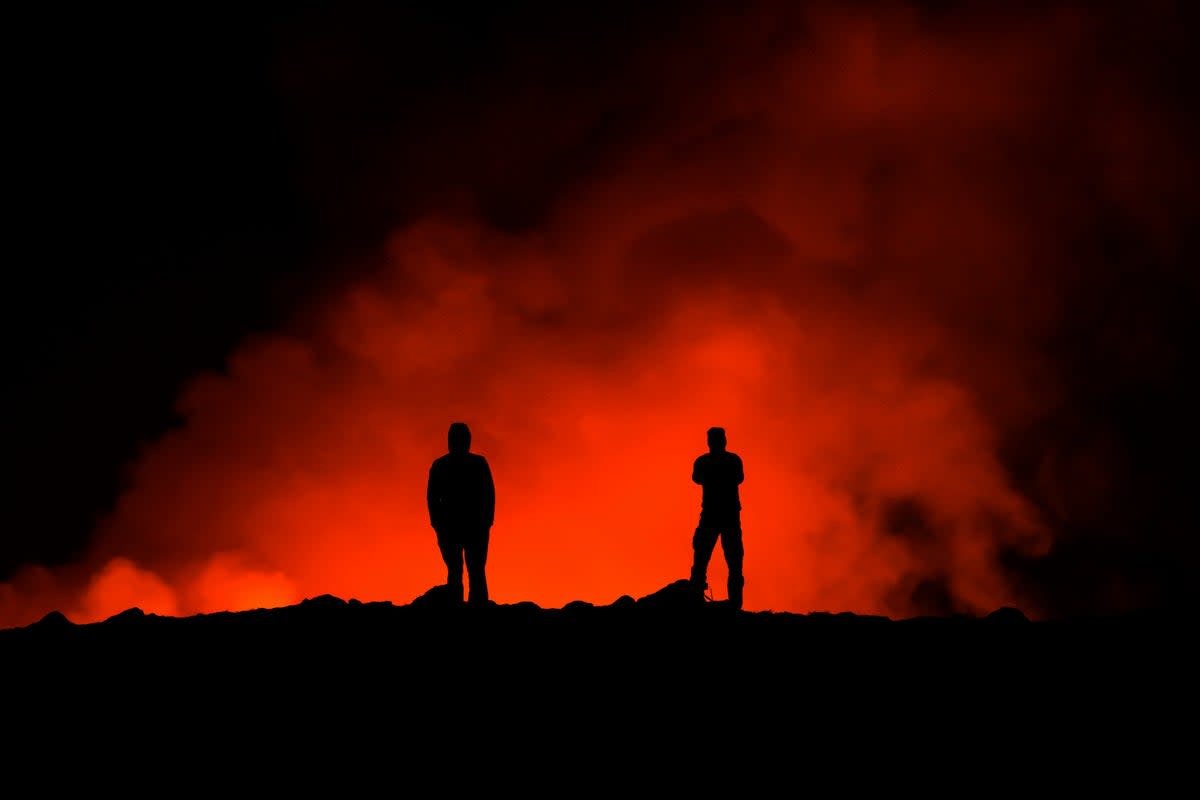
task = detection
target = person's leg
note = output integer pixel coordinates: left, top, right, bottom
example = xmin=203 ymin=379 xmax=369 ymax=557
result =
xmin=719 ymin=515 xmax=744 ymax=609
xmin=436 ymin=527 xmax=465 ymax=603
xmin=690 ymin=513 xmax=720 ymax=592
xmin=464 ymin=526 xmax=491 ymax=606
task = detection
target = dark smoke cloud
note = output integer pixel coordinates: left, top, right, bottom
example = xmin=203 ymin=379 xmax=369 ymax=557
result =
xmin=3 ymin=1 xmax=1197 ymax=628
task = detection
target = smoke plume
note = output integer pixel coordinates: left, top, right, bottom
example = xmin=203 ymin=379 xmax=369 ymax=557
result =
xmin=3 ymin=1 xmax=1195 ymax=628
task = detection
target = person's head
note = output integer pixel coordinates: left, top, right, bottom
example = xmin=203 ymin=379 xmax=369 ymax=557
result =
xmin=448 ymin=422 xmax=472 ymax=454
xmin=707 ymin=426 xmax=727 ymax=453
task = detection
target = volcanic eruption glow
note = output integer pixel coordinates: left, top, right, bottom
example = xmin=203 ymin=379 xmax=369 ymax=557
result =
xmin=3 ymin=2 xmax=1194 ymax=628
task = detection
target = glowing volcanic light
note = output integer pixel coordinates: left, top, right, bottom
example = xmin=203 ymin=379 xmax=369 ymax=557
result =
xmin=0 ymin=209 xmax=1051 ymax=625
xmin=1 ymin=2 xmax=1193 ymax=629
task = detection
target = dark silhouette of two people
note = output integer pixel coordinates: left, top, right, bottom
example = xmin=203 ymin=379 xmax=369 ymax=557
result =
xmin=427 ymin=422 xmax=495 ymax=607
xmin=427 ymin=421 xmax=745 ymax=610
xmin=689 ymin=426 xmax=745 ymax=609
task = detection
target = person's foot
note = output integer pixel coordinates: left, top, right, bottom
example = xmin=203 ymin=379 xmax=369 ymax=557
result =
xmin=728 ymin=574 xmax=744 ymax=610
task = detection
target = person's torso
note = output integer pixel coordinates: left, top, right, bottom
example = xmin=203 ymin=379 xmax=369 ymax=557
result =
xmin=431 ymin=453 xmax=492 ymax=517
xmin=696 ymin=451 xmax=742 ymax=511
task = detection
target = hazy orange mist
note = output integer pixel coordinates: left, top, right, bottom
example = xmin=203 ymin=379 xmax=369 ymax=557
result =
xmin=3 ymin=2 xmax=1188 ymax=629
xmin=0 ymin=213 xmax=1051 ymax=626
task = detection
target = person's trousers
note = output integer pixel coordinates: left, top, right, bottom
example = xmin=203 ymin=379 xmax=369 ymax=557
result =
xmin=690 ymin=510 xmax=743 ymax=608
xmin=436 ymin=525 xmax=490 ymax=605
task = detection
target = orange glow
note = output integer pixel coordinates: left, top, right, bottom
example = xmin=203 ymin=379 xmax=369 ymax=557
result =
xmin=2 ymin=3 xmax=1193 ymax=629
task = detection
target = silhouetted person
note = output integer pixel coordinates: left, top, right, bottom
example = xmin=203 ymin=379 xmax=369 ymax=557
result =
xmin=427 ymin=422 xmax=496 ymax=606
xmin=689 ymin=426 xmax=745 ymax=609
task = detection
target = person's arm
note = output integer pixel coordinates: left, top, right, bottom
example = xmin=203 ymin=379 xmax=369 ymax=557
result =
xmin=734 ymin=454 xmax=744 ymax=485
xmin=692 ymin=455 xmax=704 ymax=485
xmin=481 ymin=458 xmax=496 ymax=528
xmin=427 ymin=461 xmax=441 ymax=529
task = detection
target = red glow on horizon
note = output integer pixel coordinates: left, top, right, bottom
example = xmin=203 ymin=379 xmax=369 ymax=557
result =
xmin=2 ymin=3 xmax=1193 ymax=629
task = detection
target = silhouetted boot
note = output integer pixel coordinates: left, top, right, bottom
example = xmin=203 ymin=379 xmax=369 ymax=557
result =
xmin=728 ymin=572 xmax=744 ymax=610
xmin=467 ymin=577 xmax=489 ymax=607
xmin=689 ymin=566 xmax=708 ymax=598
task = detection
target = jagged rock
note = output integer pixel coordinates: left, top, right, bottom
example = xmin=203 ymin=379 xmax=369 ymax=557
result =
xmin=411 ymin=583 xmax=464 ymax=608
xmin=635 ymin=578 xmax=706 ymax=610
xmin=33 ymin=610 xmax=73 ymax=630
xmin=986 ymin=606 xmax=1031 ymax=624
xmin=508 ymin=600 xmax=542 ymax=613
xmin=300 ymin=593 xmax=347 ymax=610
xmin=563 ymin=599 xmax=594 ymax=611
xmin=104 ymin=607 xmax=146 ymax=624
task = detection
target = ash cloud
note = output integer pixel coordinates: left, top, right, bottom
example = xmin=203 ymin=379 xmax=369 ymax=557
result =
xmin=3 ymin=1 xmax=1197 ymax=628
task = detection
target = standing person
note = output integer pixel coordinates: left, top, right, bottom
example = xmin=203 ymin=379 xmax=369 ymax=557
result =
xmin=427 ymin=421 xmax=496 ymax=606
xmin=689 ymin=426 xmax=745 ymax=609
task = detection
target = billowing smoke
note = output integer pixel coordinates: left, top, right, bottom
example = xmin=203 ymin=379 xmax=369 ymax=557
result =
xmin=3 ymin=1 xmax=1195 ymax=628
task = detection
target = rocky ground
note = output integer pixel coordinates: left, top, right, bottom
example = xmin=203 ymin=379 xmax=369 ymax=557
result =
xmin=3 ymin=580 xmax=1193 ymax=789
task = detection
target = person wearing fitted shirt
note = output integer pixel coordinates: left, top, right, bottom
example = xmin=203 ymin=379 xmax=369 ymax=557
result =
xmin=688 ymin=426 xmax=745 ymax=610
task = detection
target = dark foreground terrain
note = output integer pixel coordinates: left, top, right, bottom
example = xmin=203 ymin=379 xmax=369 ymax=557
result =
xmin=3 ymin=580 xmax=1194 ymax=787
